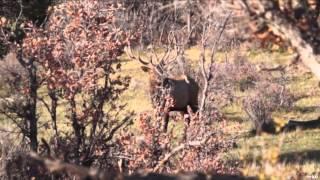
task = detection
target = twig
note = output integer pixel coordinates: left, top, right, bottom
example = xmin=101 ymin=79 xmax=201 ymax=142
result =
xmin=14 ymin=0 xmax=24 ymax=27
xmin=153 ymin=132 xmax=214 ymax=172
xmin=105 ymin=115 xmax=132 ymax=142
xmin=0 ymin=108 xmax=28 ymax=135
xmin=198 ymin=12 xmax=232 ymax=118
xmin=210 ymin=12 xmax=232 ymax=66
xmin=199 ymin=51 xmax=208 ymax=117
xmin=38 ymin=97 xmax=52 ymax=115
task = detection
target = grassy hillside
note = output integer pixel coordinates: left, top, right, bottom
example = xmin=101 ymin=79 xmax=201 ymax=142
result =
xmin=119 ymin=46 xmax=320 ymax=177
xmin=0 ymin=46 xmax=319 ymax=178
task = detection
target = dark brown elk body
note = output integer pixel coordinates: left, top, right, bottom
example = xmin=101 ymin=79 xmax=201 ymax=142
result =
xmin=125 ymin=47 xmax=199 ymax=132
xmin=142 ymin=65 xmax=199 ymax=132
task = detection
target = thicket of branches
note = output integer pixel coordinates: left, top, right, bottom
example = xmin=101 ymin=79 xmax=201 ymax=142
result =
xmin=0 ymin=1 xmax=136 ymax=178
xmin=0 ymin=1 xmax=246 ymax=179
xmin=0 ymin=0 xmax=319 ymax=179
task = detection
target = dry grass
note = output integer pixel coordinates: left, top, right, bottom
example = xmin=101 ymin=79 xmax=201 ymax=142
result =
xmin=119 ymin=46 xmax=320 ymax=177
xmin=1 ymin=46 xmax=320 ymax=177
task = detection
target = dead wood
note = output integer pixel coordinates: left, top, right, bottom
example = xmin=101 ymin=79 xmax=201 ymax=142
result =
xmin=241 ymin=0 xmax=320 ymax=80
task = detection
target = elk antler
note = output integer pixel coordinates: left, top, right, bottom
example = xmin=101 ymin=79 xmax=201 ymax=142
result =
xmin=124 ymin=35 xmax=179 ymax=77
xmin=149 ymin=34 xmax=179 ymax=73
xmin=124 ymin=45 xmax=163 ymax=76
xmin=124 ymin=45 xmax=150 ymax=65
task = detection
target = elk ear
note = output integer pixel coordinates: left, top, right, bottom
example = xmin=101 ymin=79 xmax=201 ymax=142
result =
xmin=141 ymin=66 xmax=151 ymax=72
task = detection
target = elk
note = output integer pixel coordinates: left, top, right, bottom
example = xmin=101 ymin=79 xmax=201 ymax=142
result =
xmin=125 ymin=46 xmax=199 ymax=132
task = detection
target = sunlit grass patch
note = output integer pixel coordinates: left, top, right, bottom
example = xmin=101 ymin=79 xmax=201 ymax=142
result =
xmin=118 ymin=54 xmax=152 ymax=113
xmin=223 ymin=127 xmax=320 ymax=177
xmin=246 ymin=48 xmax=294 ymax=65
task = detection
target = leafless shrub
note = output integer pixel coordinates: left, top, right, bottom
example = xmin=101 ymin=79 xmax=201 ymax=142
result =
xmin=0 ymin=53 xmax=30 ymax=137
xmin=0 ymin=53 xmax=26 ymax=95
xmin=0 ymin=133 xmax=50 ymax=179
xmin=243 ymin=80 xmax=294 ymax=134
xmin=118 ymin=0 xmax=240 ymax=48
xmin=116 ymin=112 xmax=237 ymax=175
xmin=195 ymin=44 xmax=259 ymax=123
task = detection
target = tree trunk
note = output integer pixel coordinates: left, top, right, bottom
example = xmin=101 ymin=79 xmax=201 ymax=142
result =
xmin=70 ymin=97 xmax=83 ymax=164
xmin=16 ymin=47 xmax=39 ymax=151
xmin=48 ymin=90 xmax=59 ymax=148
xmin=28 ymin=60 xmax=38 ymax=151
xmin=244 ymin=0 xmax=320 ymax=80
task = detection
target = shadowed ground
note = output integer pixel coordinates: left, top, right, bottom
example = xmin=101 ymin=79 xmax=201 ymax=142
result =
xmin=279 ymin=150 xmax=320 ymax=164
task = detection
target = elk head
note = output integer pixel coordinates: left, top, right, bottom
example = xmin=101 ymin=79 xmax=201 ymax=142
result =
xmin=124 ymin=45 xmax=177 ymax=93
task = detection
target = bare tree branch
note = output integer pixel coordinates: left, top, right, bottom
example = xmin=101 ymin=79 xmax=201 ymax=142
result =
xmin=153 ymin=132 xmax=215 ymax=172
xmin=198 ymin=13 xmax=231 ymax=117
xmin=105 ymin=115 xmax=132 ymax=142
